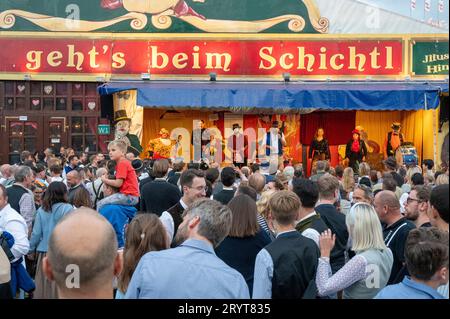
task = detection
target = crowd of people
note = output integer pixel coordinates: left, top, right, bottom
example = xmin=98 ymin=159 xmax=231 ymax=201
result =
xmin=0 ymin=142 xmax=449 ymax=299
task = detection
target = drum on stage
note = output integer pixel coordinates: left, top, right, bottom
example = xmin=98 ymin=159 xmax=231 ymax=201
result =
xmin=395 ymin=143 xmax=418 ymax=167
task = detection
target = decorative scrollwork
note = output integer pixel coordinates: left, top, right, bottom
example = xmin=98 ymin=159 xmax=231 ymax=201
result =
xmin=151 ymin=14 xmax=173 ymax=30
xmin=130 ymin=13 xmax=147 ymax=30
xmin=0 ymin=12 xmax=16 ymax=29
xmin=312 ymin=16 xmax=329 ymax=33
xmin=288 ymin=17 xmax=306 ymax=32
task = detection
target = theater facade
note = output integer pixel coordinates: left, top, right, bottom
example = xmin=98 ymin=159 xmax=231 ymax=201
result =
xmin=0 ymin=0 xmax=448 ymax=171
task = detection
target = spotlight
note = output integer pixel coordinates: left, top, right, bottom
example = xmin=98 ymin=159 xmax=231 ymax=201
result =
xmin=209 ymin=72 xmax=217 ymax=82
xmin=23 ymin=74 xmax=31 ymax=81
xmin=282 ymin=72 xmax=291 ymax=82
xmin=141 ymin=73 xmax=151 ymax=80
xmin=404 ymin=75 xmax=411 ymax=81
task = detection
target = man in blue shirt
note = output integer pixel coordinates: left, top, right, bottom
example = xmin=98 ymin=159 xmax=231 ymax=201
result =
xmin=375 ymin=227 xmax=448 ymax=299
xmin=125 ymin=198 xmax=249 ymax=299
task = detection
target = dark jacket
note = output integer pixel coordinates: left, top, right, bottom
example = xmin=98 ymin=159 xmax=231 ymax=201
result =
xmin=167 ymin=172 xmax=181 ymax=186
xmin=6 ymin=185 xmax=28 ymax=214
xmin=140 ymin=180 xmax=181 ymax=216
xmin=215 ymin=230 xmax=271 ymax=295
xmin=265 ymin=231 xmax=319 ymax=299
xmin=383 ymin=217 xmax=416 ymax=284
xmin=296 ymin=213 xmax=328 ymax=235
xmin=213 ymin=189 xmax=235 ymax=205
xmin=166 ymin=201 xmax=185 ymax=241
xmin=315 ymin=204 xmax=349 ymax=274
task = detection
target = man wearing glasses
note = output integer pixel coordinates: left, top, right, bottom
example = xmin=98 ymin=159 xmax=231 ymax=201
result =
xmin=404 ymin=185 xmax=432 ymax=228
xmin=165 ymin=169 xmax=206 ymax=246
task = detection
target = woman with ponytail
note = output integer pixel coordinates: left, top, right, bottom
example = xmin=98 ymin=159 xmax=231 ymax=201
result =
xmin=116 ymin=213 xmax=168 ymax=298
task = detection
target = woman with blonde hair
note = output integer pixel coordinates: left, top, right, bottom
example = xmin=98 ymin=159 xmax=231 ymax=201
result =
xmin=402 ymin=166 xmax=423 ymax=193
xmin=256 ymin=189 xmax=276 ymax=240
xmin=358 ymin=162 xmax=371 ymax=180
xmin=341 ymin=167 xmax=355 ymax=200
xmin=316 ymin=203 xmax=393 ymax=299
xmin=435 ymin=173 xmax=449 ymax=185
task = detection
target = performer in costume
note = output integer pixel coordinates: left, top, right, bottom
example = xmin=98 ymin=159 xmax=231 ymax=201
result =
xmin=383 ymin=122 xmax=404 ymax=159
xmin=265 ymin=121 xmax=287 ymax=169
xmin=345 ymin=129 xmax=367 ymax=174
xmin=309 ymin=128 xmax=330 ymax=172
xmin=171 ymin=134 xmax=184 ymax=161
xmin=191 ymin=120 xmax=210 ymax=162
xmin=227 ymin=123 xmax=248 ymax=168
xmin=114 ymin=110 xmax=143 ymax=157
xmin=146 ymin=128 xmax=173 ymax=159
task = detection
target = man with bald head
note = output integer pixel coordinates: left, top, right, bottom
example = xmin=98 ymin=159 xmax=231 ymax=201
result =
xmin=374 ymin=190 xmax=416 ymax=284
xmin=42 ymin=208 xmax=122 ymax=299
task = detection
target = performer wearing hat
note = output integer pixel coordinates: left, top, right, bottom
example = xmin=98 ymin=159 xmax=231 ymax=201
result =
xmin=114 ymin=110 xmax=143 ymax=157
xmin=227 ymin=123 xmax=248 ymax=168
xmin=146 ymin=128 xmax=173 ymax=159
xmin=384 ymin=122 xmax=404 ymax=159
xmin=265 ymin=121 xmax=287 ymax=169
xmin=345 ymin=129 xmax=367 ymax=173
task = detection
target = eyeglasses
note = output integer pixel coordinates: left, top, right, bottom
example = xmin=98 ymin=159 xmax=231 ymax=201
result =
xmin=406 ymin=197 xmax=420 ymax=204
xmin=190 ymin=186 xmax=208 ymax=192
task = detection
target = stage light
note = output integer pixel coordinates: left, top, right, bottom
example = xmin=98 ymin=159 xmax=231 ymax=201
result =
xmin=365 ymin=76 xmax=372 ymax=81
xmin=209 ymin=72 xmax=217 ymax=82
xmin=23 ymin=74 xmax=31 ymax=81
xmin=404 ymin=75 xmax=411 ymax=81
xmin=141 ymin=73 xmax=151 ymax=80
xmin=96 ymin=76 xmax=105 ymax=82
xmin=283 ymin=72 xmax=291 ymax=82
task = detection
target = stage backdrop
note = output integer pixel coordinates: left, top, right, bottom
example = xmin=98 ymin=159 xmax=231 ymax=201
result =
xmin=355 ymin=109 xmax=438 ymax=164
xmin=300 ymin=111 xmax=356 ymax=145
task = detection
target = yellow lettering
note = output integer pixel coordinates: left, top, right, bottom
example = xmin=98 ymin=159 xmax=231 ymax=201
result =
xmin=369 ymin=47 xmax=381 ymax=69
xmin=319 ymin=47 xmax=327 ymax=70
xmin=88 ymin=47 xmax=100 ymax=68
xmin=192 ymin=46 xmax=200 ymax=69
xmin=112 ymin=52 xmax=126 ymax=69
xmin=151 ymin=46 xmax=168 ymax=69
xmin=280 ymin=53 xmax=294 ymax=70
xmin=330 ymin=53 xmax=344 ymax=70
xmin=385 ymin=46 xmax=393 ymax=69
xmin=173 ymin=53 xmax=188 ymax=69
xmin=205 ymin=53 xmax=232 ymax=72
xmin=67 ymin=45 xmax=84 ymax=71
xmin=26 ymin=51 xmax=43 ymax=70
xmin=297 ymin=47 xmax=315 ymax=72
xmin=47 ymin=51 xmax=63 ymax=67
xmin=348 ymin=47 xmax=366 ymax=72
xmin=259 ymin=47 xmax=276 ymax=70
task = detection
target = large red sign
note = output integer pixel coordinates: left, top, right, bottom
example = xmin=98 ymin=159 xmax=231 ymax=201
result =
xmin=0 ymin=38 xmax=403 ymax=76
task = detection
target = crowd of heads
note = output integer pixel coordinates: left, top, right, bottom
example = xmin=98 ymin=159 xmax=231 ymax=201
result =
xmin=1 ymin=142 xmax=449 ymax=300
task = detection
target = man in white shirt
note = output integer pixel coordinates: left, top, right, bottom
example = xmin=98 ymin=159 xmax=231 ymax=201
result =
xmin=0 ymin=185 xmax=29 ymax=263
xmin=162 ymin=169 xmax=207 ymax=244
